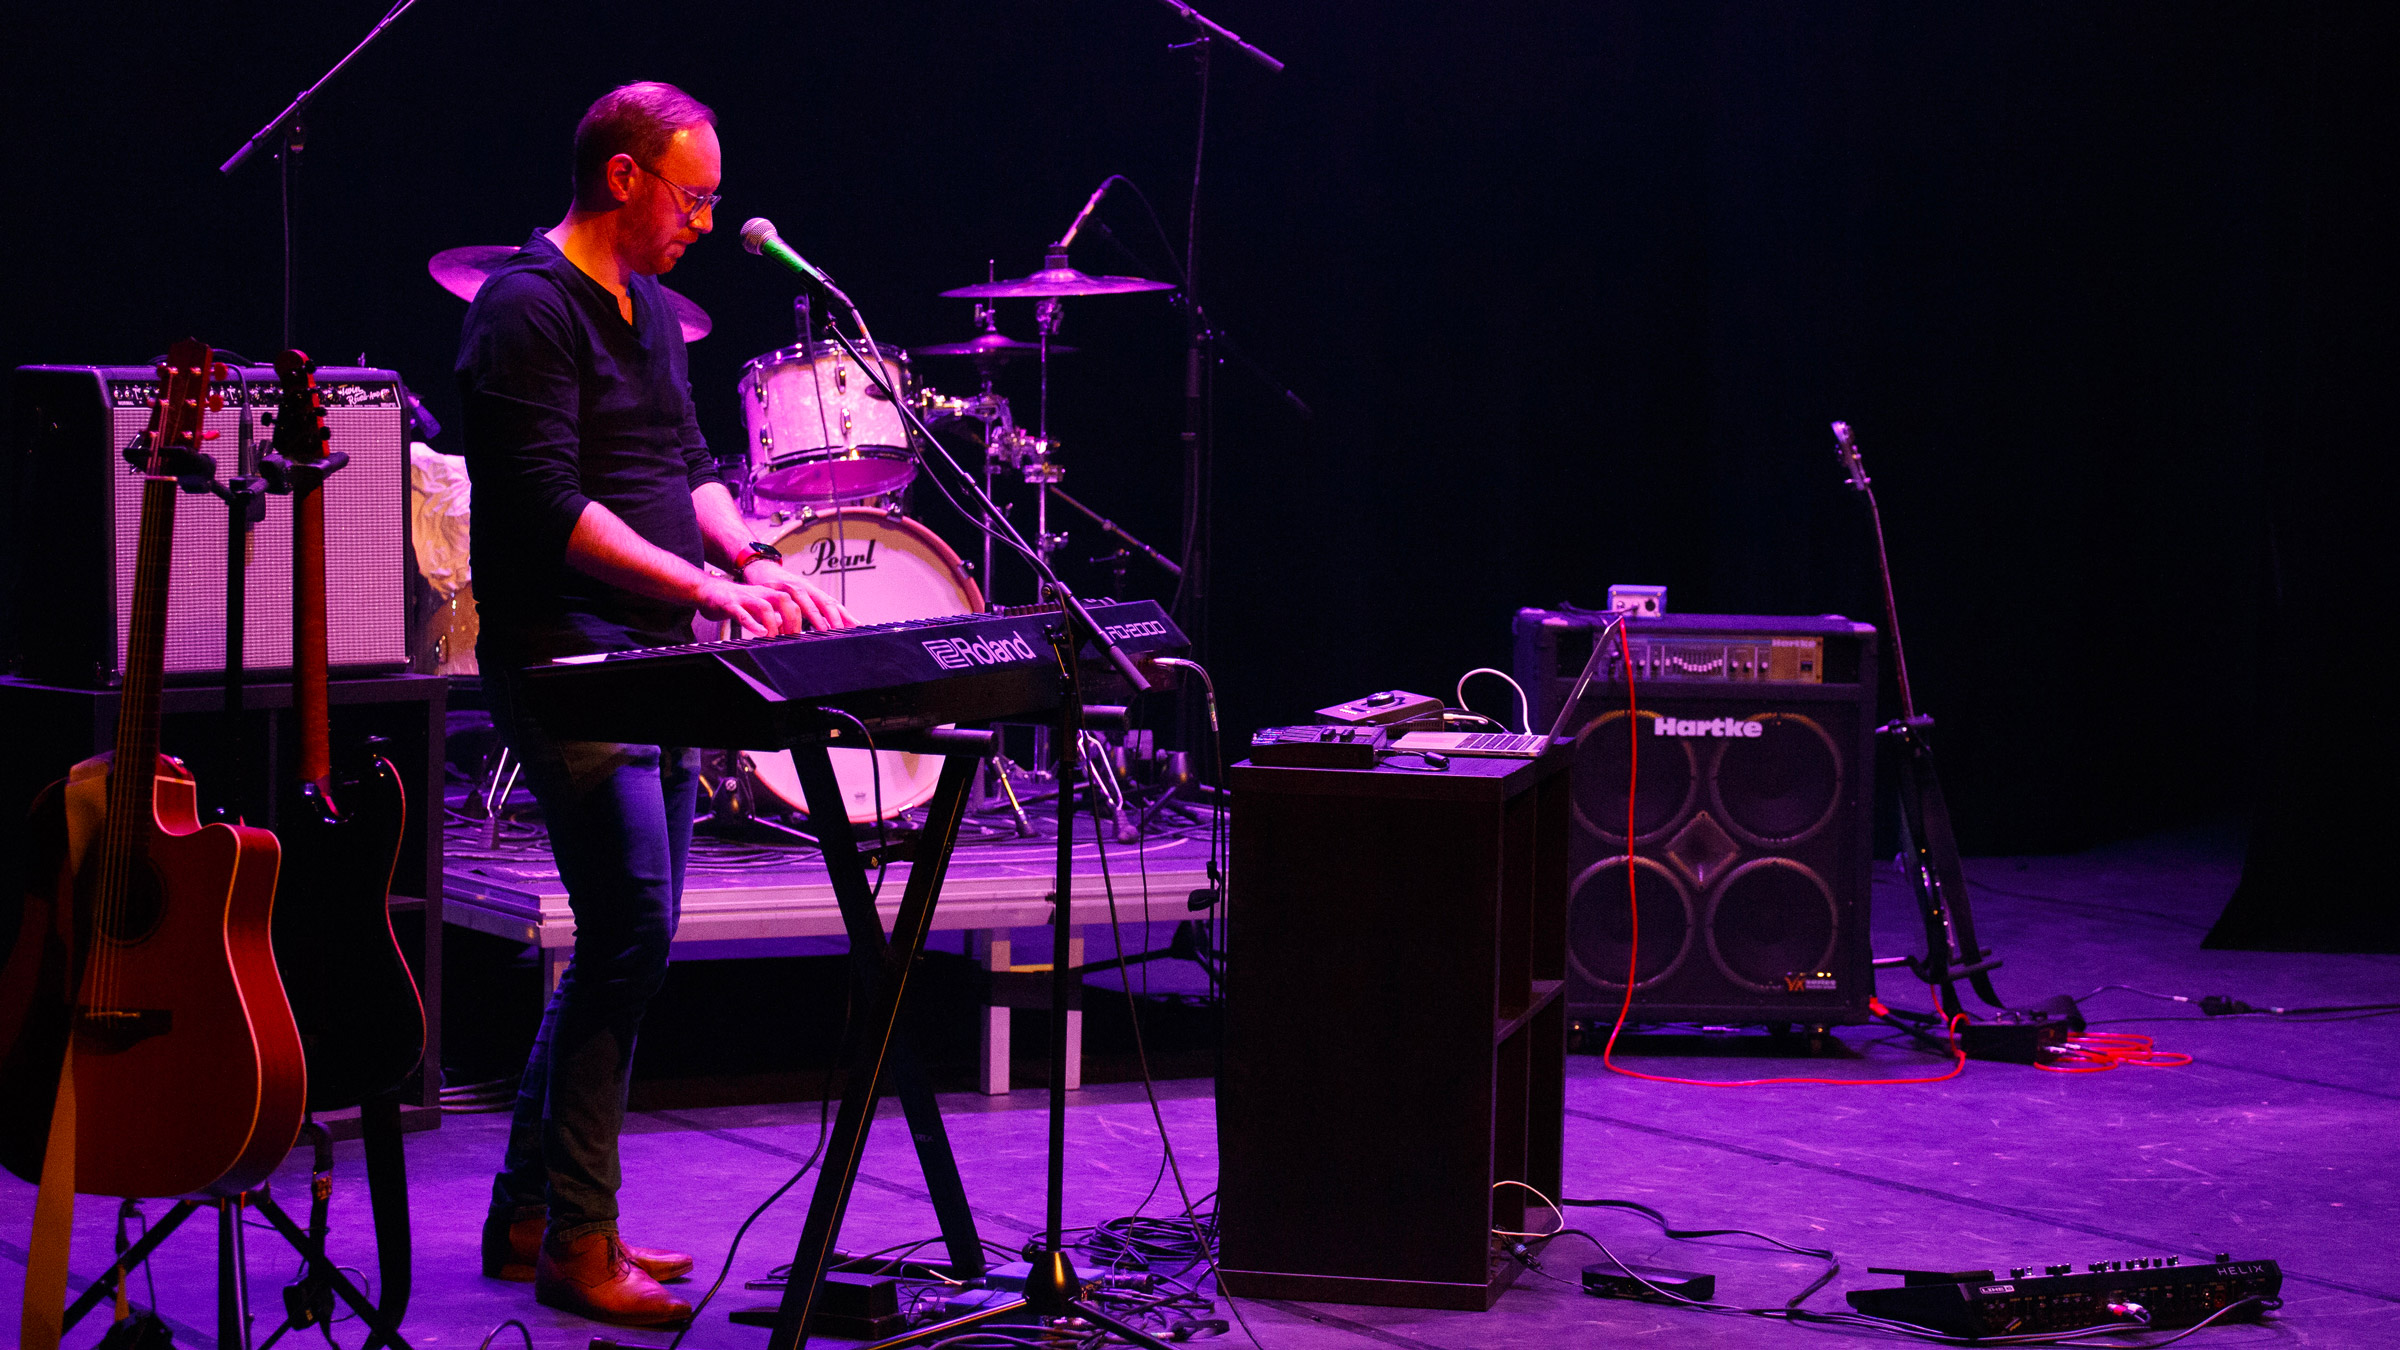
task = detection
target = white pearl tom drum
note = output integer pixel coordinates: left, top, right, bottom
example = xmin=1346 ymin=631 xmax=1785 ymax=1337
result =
xmin=738 ymin=340 xmax=919 ymax=504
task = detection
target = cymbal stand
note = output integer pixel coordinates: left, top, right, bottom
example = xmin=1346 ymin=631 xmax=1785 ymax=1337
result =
xmin=1032 ymin=297 xmax=1068 ymax=568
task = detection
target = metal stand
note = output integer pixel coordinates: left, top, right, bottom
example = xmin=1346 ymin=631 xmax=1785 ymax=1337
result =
xmin=61 ymin=1114 xmax=414 ymax=1349
xmin=759 ymin=730 xmax=997 ymax=1345
xmin=751 ymin=256 xmax=1166 ymax=1349
xmin=1832 ymin=423 xmax=2007 ymax=1019
xmin=1147 ymin=0 xmax=1288 ymax=753
xmin=220 ymin=0 xmax=425 ymax=350
xmin=833 ymin=626 xmax=1178 ymax=1350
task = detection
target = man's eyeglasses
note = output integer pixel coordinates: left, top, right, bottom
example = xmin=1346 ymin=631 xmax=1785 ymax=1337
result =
xmin=635 ymin=162 xmax=722 ymax=219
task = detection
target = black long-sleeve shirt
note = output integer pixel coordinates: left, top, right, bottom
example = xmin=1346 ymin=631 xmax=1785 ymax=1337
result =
xmin=455 ymin=231 xmax=723 ymax=663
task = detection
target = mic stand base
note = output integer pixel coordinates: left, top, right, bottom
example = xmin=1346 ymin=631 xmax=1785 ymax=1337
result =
xmin=847 ymin=1246 xmax=1178 ymax=1350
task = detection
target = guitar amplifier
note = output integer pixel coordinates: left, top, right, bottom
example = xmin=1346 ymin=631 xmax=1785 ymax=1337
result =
xmin=1515 ymin=608 xmax=1880 ymax=1026
xmin=7 ymin=363 xmax=411 ymax=686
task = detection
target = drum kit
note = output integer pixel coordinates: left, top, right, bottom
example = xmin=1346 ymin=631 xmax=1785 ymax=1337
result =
xmin=427 ymin=241 xmax=1179 ymax=831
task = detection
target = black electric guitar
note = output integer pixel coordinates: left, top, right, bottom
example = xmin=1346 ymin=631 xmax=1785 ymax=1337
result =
xmin=1831 ymin=421 xmax=2004 ymax=1017
xmin=265 ymin=350 xmax=425 ymax=1111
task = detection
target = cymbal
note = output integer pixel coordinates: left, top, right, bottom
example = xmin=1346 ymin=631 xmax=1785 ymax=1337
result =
xmin=428 ymin=244 xmax=713 ymax=342
xmin=912 ymin=332 xmax=1077 ymax=360
xmin=940 ymin=261 xmax=1174 ymax=300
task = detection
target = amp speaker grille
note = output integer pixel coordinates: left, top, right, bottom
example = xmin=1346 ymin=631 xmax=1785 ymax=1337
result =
xmin=1517 ymin=609 xmax=1880 ymax=1025
xmin=11 ymin=363 xmax=409 ymax=685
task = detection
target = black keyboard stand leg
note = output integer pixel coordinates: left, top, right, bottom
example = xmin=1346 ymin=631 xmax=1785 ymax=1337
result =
xmin=768 ymin=745 xmax=985 ymax=1350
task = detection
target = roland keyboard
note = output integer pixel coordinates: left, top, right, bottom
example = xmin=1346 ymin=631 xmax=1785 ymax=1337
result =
xmin=518 ymin=600 xmax=1186 ymax=749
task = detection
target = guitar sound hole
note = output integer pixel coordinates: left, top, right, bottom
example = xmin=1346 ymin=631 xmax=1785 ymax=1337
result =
xmin=92 ymin=854 xmax=168 ymax=947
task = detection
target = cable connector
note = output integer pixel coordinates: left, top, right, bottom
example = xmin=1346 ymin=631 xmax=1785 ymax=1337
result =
xmin=1503 ymin=1240 xmax=1543 ymax=1271
xmin=2201 ymin=996 xmax=2262 ymax=1016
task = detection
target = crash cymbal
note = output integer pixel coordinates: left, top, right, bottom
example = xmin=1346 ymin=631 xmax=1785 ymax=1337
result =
xmin=428 ymin=244 xmax=713 ymax=342
xmin=940 ymin=256 xmax=1174 ymax=300
xmin=912 ymin=332 xmax=1077 ymax=360
xmin=426 ymin=245 xmax=521 ymax=302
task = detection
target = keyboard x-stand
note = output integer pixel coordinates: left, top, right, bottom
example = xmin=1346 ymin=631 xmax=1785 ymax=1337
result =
xmin=523 ymin=600 xmax=1187 ymax=1346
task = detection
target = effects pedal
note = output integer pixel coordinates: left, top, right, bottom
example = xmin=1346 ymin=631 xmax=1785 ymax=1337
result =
xmin=1250 ymin=724 xmax=1388 ymax=769
xmin=1847 ymin=1253 xmax=2281 ymax=1336
xmin=1316 ymin=689 xmax=1445 ymax=725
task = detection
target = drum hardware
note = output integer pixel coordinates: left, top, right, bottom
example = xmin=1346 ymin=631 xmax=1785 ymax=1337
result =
xmin=1050 ymin=483 xmax=1182 ymax=579
xmin=427 ymin=244 xmax=712 ymax=342
xmin=1092 ymin=549 xmax=1132 ymax=602
xmin=969 ymin=754 xmax=1038 ymax=838
xmin=935 ymin=241 xmax=1170 ymax=608
xmin=910 ymin=297 xmax=1076 ymax=364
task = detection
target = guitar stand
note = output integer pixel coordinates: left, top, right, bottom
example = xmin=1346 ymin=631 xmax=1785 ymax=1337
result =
xmin=1883 ymin=715 xmax=2010 ymax=1021
xmin=64 ymin=1104 xmax=415 ymax=1350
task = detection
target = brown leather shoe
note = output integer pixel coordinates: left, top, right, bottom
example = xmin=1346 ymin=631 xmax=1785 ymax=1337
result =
xmin=481 ymin=1207 xmax=545 ymax=1281
xmin=535 ymin=1229 xmax=692 ymax=1327
xmin=485 ymin=1207 xmax=693 ymax=1283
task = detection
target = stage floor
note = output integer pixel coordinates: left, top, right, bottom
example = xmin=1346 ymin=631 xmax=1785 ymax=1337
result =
xmin=5 ymin=823 xmax=2396 ymax=1348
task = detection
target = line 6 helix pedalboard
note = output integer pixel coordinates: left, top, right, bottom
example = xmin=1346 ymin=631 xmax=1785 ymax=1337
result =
xmin=1846 ymin=1254 xmax=2282 ymax=1337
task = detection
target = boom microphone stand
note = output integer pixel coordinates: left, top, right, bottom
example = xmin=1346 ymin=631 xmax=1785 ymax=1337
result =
xmin=742 ymin=225 xmax=1171 ymax=1349
xmin=1147 ymin=0 xmax=1283 ymax=754
xmin=1831 ymin=422 xmax=2007 ymax=1021
xmin=220 ymin=0 xmax=424 ymax=350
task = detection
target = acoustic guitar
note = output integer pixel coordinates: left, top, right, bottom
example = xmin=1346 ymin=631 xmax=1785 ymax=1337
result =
xmin=264 ymin=349 xmax=425 ymax=1111
xmin=0 ymin=339 xmax=308 ymax=1198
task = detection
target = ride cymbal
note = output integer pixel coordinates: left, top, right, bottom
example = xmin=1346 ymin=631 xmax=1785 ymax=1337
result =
xmin=940 ymin=260 xmax=1174 ymax=300
xmin=911 ymin=332 xmax=1077 ymax=360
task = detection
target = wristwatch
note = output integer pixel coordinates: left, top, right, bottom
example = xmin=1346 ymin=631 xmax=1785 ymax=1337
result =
xmin=731 ymin=539 xmax=783 ymax=572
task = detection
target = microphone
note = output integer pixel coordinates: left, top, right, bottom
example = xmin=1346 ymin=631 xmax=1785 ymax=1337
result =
xmin=1830 ymin=420 xmax=1872 ymax=491
xmin=740 ymin=217 xmax=836 ymax=290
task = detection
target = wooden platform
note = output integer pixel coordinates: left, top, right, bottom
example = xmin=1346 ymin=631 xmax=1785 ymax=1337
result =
xmin=442 ymin=820 xmax=1214 ymax=1094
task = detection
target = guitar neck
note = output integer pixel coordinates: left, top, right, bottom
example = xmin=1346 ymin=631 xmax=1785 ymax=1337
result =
xmin=109 ymin=472 xmax=181 ymax=819
xmin=294 ymin=482 xmax=331 ymax=786
xmin=274 ymin=349 xmax=336 ymax=790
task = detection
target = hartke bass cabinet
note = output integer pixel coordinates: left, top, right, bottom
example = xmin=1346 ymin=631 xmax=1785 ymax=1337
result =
xmin=0 ymin=340 xmax=307 ymax=1199
xmin=5 ymin=362 xmax=410 ymax=688
xmin=1515 ymin=608 xmax=1879 ymax=1027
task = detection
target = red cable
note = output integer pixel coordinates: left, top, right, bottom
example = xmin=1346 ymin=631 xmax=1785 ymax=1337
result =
xmin=1598 ymin=620 xmax=1968 ymax=1088
xmin=2034 ymin=1031 xmax=2192 ymax=1074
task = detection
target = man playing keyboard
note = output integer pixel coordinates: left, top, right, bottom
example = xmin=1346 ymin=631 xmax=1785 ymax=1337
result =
xmin=456 ymin=79 xmax=853 ymax=1328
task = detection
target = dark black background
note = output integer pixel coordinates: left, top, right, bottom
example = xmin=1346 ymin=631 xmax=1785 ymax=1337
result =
xmin=3 ymin=2 xmax=2387 ymax=859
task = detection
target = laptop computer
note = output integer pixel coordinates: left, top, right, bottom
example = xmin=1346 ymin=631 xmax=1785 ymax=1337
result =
xmin=1389 ymin=619 xmax=1618 ymax=758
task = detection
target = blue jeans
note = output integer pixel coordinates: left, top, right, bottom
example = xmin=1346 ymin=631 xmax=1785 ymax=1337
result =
xmin=483 ymin=658 xmax=698 ymax=1240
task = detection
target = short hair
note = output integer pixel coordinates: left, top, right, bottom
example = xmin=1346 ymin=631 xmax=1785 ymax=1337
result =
xmin=572 ymin=81 xmax=716 ymax=210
